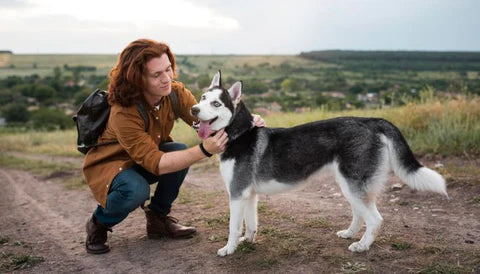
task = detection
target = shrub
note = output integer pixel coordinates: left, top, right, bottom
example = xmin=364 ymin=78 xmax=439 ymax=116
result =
xmin=2 ymin=103 xmax=30 ymax=123
xmin=29 ymin=108 xmax=73 ymax=130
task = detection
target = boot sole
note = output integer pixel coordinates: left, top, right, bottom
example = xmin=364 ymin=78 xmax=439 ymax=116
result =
xmin=86 ymin=245 xmax=111 ymax=254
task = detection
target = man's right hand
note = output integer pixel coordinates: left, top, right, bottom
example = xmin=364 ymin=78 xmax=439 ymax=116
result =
xmin=202 ymin=129 xmax=228 ymax=155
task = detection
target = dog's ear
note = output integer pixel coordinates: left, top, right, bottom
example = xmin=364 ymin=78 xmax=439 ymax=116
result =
xmin=228 ymin=81 xmax=242 ymax=105
xmin=209 ymin=70 xmax=222 ymax=89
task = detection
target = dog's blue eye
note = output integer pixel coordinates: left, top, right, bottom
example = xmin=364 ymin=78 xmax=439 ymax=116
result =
xmin=213 ymin=101 xmax=221 ymax=107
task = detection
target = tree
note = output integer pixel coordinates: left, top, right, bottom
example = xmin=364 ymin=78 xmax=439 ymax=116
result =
xmin=315 ymin=93 xmax=328 ymax=106
xmin=54 ymin=66 xmax=62 ymax=81
xmin=2 ymin=103 xmax=30 ymax=123
xmin=4 ymin=76 xmax=23 ymax=88
xmin=0 ymin=89 xmax=27 ymax=106
xmin=243 ymin=79 xmax=267 ymax=94
xmin=30 ymin=108 xmax=73 ymax=130
xmin=34 ymin=85 xmax=57 ymax=104
xmin=280 ymin=78 xmax=300 ymax=92
xmin=74 ymin=89 xmax=92 ymax=107
xmin=13 ymin=84 xmax=35 ymax=97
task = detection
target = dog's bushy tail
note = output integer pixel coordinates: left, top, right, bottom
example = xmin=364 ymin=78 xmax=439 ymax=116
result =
xmin=379 ymin=120 xmax=448 ymax=197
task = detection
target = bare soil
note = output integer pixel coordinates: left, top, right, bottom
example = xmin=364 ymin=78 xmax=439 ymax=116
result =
xmin=0 ymin=156 xmax=479 ymax=273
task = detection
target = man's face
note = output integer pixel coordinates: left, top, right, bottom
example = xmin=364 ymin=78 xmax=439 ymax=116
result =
xmin=144 ymin=53 xmax=173 ymax=103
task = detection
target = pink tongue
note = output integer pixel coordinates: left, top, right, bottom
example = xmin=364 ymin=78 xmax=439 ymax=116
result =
xmin=198 ymin=121 xmax=213 ymax=139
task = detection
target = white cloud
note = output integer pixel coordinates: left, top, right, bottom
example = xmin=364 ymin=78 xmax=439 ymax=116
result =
xmin=1 ymin=0 xmax=240 ymax=31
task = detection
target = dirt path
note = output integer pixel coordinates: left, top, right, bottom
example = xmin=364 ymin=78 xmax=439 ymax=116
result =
xmin=0 ymin=157 xmax=479 ymax=273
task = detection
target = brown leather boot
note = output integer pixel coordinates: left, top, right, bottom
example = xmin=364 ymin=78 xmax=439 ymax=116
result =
xmin=144 ymin=208 xmax=196 ymax=239
xmin=85 ymin=215 xmax=112 ymax=254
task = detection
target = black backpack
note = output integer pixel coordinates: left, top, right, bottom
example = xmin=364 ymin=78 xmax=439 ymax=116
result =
xmin=73 ymin=88 xmax=179 ymax=155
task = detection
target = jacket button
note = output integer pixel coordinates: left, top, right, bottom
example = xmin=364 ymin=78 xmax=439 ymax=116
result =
xmin=106 ymin=184 xmax=109 ymax=188
xmin=119 ymin=167 xmax=123 ymax=171
xmin=155 ymin=117 xmax=159 ymax=120
xmin=157 ymin=135 xmax=160 ymax=138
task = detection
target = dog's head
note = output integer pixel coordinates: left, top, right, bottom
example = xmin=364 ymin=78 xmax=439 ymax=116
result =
xmin=191 ymin=71 xmax=242 ymax=139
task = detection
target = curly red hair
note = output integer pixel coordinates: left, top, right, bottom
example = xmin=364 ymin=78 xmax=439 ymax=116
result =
xmin=108 ymin=39 xmax=177 ymax=107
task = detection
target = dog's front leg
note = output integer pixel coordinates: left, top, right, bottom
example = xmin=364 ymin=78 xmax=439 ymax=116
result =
xmin=242 ymin=193 xmax=258 ymax=242
xmin=217 ymin=199 xmax=245 ymax=256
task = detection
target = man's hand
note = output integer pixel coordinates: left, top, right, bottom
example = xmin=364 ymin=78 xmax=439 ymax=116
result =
xmin=202 ymin=129 xmax=228 ymax=155
xmin=252 ymin=114 xmax=266 ymax=127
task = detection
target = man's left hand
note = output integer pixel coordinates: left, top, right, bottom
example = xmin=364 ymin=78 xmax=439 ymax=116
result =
xmin=252 ymin=114 xmax=266 ymax=128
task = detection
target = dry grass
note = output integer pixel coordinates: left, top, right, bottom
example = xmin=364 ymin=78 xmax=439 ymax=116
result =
xmin=0 ymin=98 xmax=478 ymax=157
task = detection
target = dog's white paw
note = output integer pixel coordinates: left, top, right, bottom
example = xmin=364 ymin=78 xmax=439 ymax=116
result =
xmin=336 ymin=229 xmax=355 ymax=239
xmin=217 ymin=245 xmax=236 ymax=257
xmin=348 ymin=241 xmax=369 ymax=252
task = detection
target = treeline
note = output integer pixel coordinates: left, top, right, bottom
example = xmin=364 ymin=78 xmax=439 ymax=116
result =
xmin=0 ymin=66 xmax=108 ymax=130
xmin=300 ymin=50 xmax=480 ymax=71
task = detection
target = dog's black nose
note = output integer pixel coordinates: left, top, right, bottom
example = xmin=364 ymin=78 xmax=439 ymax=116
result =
xmin=191 ymin=106 xmax=200 ymax=116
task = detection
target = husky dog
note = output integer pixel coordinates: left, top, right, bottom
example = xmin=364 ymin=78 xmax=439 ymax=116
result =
xmin=191 ymin=71 xmax=447 ymax=256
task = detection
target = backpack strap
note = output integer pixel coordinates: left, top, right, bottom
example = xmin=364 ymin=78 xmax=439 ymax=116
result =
xmin=136 ymin=101 xmax=150 ymax=132
xmin=169 ymin=90 xmax=180 ymax=120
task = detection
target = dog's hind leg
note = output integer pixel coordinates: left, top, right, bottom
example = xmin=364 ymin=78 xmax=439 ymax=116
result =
xmin=334 ymin=165 xmax=364 ymax=239
xmin=337 ymin=205 xmax=362 ymax=239
xmin=242 ymin=193 xmax=258 ymax=242
xmin=347 ymin=148 xmax=389 ymax=252
xmin=217 ymin=198 xmax=246 ymax=256
xmin=348 ymin=201 xmax=383 ymax=252
xmin=334 ymin=165 xmax=383 ymax=252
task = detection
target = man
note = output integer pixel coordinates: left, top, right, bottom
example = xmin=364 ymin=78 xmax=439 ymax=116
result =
xmin=82 ymin=39 xmax=265 ymax=254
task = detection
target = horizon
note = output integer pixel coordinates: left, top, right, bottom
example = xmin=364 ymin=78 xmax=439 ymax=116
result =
xmin=2 ymin=49 xmax=480 ymax=56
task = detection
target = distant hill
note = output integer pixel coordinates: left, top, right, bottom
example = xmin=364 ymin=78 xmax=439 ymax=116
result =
xmin=0 ymin=50 xmax=13 ymax=54
xmin=299 ymin=50 xmax=480 ymax=71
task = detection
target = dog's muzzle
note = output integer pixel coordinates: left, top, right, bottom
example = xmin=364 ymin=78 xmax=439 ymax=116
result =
xmin=191 ymin=106 xmax=200 ymax=117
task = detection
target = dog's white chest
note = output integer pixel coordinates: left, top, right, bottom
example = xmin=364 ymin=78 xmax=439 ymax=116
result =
xmin=220 ymin=159 xmax=236 ymax=193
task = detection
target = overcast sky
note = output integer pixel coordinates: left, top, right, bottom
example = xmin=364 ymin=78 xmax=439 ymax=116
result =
xmin=1 ymin=0 xmax=479 ymax=54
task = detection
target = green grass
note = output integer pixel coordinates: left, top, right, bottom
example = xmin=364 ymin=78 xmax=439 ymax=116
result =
xmin=6 ymin=54 xmax=117 ymax=68
xmin=204 ymin=214 xmax=229 ymax=228
xmin=9 ymin=255 xmax=44 ymax=270
xmin=1 ymin=54 xmax=330 ymax=79
xmin=236 ymin=241 xmax=257 ymax=254
xmin=0 ymin=154 xmax=76 ymax=176
xmin=302 ymin=217 xmax=331 ymax=229
xmin=1 ymin=252 xmax=44 ymax=271
xmin=341 ymin=262 xmax=367 ymax=273
xmin=0 ymin=129 xmax=82 ymax=157
xmin=391 ymin=241 xmax=413 ymax=250
xmin=0 ymin=54 xmax=118 ymax=78
xmin=0 ymin=153 xmax=85 ymax=189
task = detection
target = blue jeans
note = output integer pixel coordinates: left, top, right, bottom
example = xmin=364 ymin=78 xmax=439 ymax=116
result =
xmin=93 ymin=142 xmax=189 ymax=227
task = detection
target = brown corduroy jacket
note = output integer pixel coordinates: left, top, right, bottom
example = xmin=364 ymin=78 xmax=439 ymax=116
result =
xmin=82 ymin=82 xmax=197 ymax=208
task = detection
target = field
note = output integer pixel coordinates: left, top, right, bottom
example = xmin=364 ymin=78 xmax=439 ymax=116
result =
xmin=0 ymin=54 xmax=117 ymax=78
xmin=2 ymin=52 xmax=478 ymax=90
